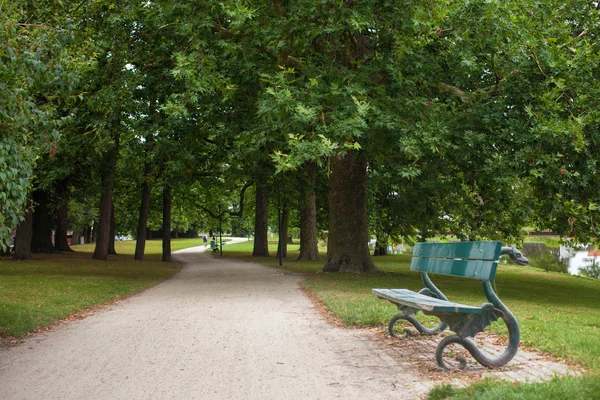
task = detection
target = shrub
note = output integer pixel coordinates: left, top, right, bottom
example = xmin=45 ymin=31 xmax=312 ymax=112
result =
xmin=579 ymin=260 xmax=600 ymax=279
xmin=528 ymin=253 xmax=569 ymax=273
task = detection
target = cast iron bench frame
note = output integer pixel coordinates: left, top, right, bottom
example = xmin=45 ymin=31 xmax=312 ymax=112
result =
xmin=373 ymin=241 xmax=528 ymax=370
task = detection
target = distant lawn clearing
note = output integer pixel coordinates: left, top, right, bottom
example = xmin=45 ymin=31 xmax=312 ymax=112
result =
xmin=0 ymin=239 xmax=203 ymax=338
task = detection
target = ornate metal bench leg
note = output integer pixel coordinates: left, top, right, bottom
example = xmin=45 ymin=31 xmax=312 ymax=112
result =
xmin=435 ymin=311 xmax=520 ymax=370
xmin=388 ymin=313 xmax=448 ymax=338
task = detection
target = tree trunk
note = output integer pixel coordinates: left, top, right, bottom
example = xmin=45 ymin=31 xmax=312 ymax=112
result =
xmin=134 ymin=157 xmax=153 ymax=260
xmin=31 ymin=189 xmax=54 ymax=253
xmin=85 ymin=225 xmax=92 ymax=244
xmin=252 ymin=163 xmax=270 ymax=257
xmin=13 ymin=198 xmax=33 ymax=261
xmin=276 ymin=201 xmax=289 ymax=259
xmin=298 ymin=161 xmax=320 ymax=261
xmin=162 ymin=184 xmax=172 ymax=262
xmin=92 ymin=134 xmax=119 ymax=260
xmin=323 ymin=152 xmax=377 ymax=273
xmin=373 ymin=236 xmax=389 ymax=256
xmin=54 ymin=180 xmax=73 ymax=252
xmin=108 ymin=201 xmax=117 ymax=255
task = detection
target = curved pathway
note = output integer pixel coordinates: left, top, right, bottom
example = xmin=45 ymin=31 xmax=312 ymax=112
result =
xmin=0 ymin=243 xmax=427 ymax=399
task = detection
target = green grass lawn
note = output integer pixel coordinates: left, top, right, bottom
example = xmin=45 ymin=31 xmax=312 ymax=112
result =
xmin=0 ymin=239 xmax=204 ymax=337
xmin=221 ymin=240 xmax=600 ymax=398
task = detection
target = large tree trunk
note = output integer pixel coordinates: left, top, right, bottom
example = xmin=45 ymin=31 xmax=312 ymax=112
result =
xmin=92 ymin=135 xmax=119 ymax=260
xmin=13 ymin=198 xmax=33 ymax=261
xmin=162 ymin=184 xmax=171 ymax=262
xmin=323 ymin=152 xmax=377 ymax=273
xmin=276 ymin=201 xmax=289 ymax=259
xmin=297 ymin=161 xmax=320 ymax=261
xmin=107 ymin=201 xmax=117 ymax=255
xmin=252 ymin=163 xmax=270 ymax=257
xmin=54 ymin=180 xmax=73 ymax=252
xmin=134 ymin=155 xmax=153 ymax=260
xmin=31 ymin=189 xmax=54 ymax=253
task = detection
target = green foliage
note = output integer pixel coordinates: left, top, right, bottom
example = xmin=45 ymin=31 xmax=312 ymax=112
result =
xmin=0 ymin=138 xmax=34 ymax=250
xmin=579 ymin=260 xmax=600 ymax=280
xmin=524 ymin=236 xmax=563 ymax=248
xmin=528 ymin=253 xmax=569 ymax=273
xmin=428 ymin=376 xmax=600 ymax=400
xmin=0 ymin=1 xmax=95 ymax=248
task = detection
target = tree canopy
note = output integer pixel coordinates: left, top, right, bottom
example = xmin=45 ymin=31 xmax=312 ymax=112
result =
xmin=2 ymin=0 xmax=600 ymax=271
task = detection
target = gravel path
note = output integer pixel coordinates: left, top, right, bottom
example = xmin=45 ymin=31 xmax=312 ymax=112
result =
xmin=0 ymin=243 xmax=428 ymax=400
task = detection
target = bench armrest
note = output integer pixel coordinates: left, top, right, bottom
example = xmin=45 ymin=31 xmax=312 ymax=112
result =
xmin=500 ymin=246 xmax=528 ymax=266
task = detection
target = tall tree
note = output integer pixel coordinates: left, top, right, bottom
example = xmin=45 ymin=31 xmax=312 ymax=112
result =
xmin=12 ymin=198 xmax=33 ymax=261
xmin=0 ymin=1 xmax=91 ymax=252
xmin=30 ymin=189 xmax=54 ymax=253
xmin=162 ymin=183 xmax=172 ymax=262
xmin=252 ymin=161 xmax=271 ymax=257
xmin=324 ymin=152 xmax=376 ymax=272
xmin=297 ymin=162 xmax=320 ymax=261
xmin=54 ymin=179 xmax=73 ymax=252
xmin=134 ymin=146 xmax=154 ymax=261
xmin=92 ymin=134 xmax=120 ymax=260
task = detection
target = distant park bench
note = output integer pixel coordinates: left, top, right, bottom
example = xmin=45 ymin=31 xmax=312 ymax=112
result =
xmin=373 ymin=241 xmax=528 ymax=370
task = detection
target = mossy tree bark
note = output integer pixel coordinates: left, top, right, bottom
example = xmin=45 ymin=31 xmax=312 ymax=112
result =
xmin=323 ymin=152 xmax=377 ymax=273
xmin=13 ymin=197 xmax=33 ymax=261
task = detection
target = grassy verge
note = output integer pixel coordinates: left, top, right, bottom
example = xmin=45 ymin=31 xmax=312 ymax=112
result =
xmin=0 ymin=239 xmax=203 ymax=338
xmin=221 ymin=240 xmax=600 ymax=397
xmin=428 ymin=376 xmax=600 ymax=400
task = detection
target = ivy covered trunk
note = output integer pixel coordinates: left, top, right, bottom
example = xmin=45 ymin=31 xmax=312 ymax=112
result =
xmin=30 ymin=189 xmax=53 ymax=253
xmin=298 ymin=161 xmax=320 ymax=261
xmin=252 ymin=162 xmax=270 ymax=257
xmin=92 ymin=135 xmax=119 ymax=260
xmin=162 ymin=184 xmax=171 ymax=262
xmin=13 ymin=197 xmax=33 ymax=261
xmin=323 ymin=152 xmax=377 ymax=273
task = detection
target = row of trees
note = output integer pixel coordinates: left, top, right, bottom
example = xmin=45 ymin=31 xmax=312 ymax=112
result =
xmin=2 ymin=0 xmax=599 ymax=272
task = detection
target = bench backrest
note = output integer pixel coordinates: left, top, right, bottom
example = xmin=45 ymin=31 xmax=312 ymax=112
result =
xmin=410 ymin=241 xmax=502 ymax=281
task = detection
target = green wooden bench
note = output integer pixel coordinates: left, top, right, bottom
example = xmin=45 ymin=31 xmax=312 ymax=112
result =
xmin=373 ymin=241 xmax=528 ymax=370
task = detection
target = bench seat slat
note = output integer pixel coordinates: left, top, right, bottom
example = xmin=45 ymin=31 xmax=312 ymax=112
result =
xmin=413 ymin=241 xmax=502 ymax=260
xmin=372 ymin=288 xmax=483 ymax=314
